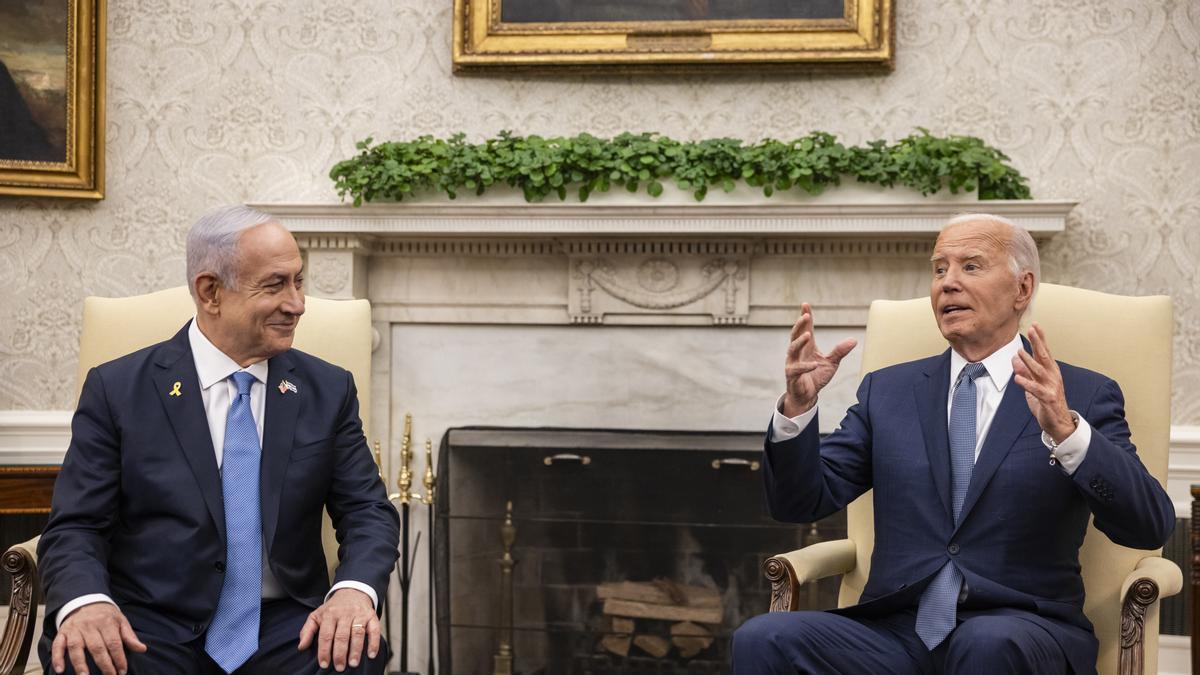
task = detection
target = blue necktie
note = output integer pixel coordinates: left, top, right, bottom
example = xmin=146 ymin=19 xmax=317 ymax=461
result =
xmin=915 ymin=362 xmax=987 ymax=650
xmin=205 ymin=371 xmax=262 ymax=672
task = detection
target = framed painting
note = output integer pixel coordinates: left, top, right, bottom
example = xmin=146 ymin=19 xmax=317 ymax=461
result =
xmin=0 ymin=0 xmax=105 ymax=199
xmin=453 ymin=0 xmax=892 ymax=72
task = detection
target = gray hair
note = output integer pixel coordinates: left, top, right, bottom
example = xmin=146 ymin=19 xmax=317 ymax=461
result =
xmin=186 ymin=205 xmax=278 ymax=297
xmin=944 ymin=212 xmax=1040 ymax=315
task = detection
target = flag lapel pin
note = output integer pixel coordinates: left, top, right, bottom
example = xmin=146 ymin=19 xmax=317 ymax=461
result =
xmin=278 ymin=379 xmax=298 ymax=394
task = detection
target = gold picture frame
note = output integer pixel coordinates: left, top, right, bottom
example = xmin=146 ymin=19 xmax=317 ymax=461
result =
xmin=0 ymin=0 xmax=105 ymax=199
xmin=453 ymin=0 xmax=893 ymax=72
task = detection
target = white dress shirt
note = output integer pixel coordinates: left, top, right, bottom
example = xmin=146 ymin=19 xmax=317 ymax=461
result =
xmin=58 ymin=319 xmax=376 ymax=626
xmin=770 ymin=332 xmax=1092 ymax=471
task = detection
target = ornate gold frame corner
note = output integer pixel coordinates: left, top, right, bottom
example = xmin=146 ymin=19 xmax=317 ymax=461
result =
xmin=0 ymin=0 xmax=106 ymax=199
xmin=453 ymin=0 xmax=893 ymax=73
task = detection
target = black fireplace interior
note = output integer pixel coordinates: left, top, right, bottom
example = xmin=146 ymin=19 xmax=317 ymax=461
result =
xmin=434 ymin=427 xmax=846 ymax=674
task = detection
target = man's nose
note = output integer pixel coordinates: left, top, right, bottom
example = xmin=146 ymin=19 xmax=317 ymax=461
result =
xmin=283 ymin=286 xmax=305 ymax=315
xmin=939 ymin=266 xmax=963 ymax=290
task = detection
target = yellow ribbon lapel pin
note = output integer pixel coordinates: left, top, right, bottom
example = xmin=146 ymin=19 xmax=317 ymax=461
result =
xmin=169 ymin=381 xmax=183 ymax=397
xmin=277 ymin=379 xmax=298 ymax=394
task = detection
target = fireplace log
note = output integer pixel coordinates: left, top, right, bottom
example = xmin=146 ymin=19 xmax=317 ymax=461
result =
xmin=602 ymin=598 xmax=723 ymax=624
xmin=670 ymin=621 xmax=713 ymax=658
xmin=600 ymin=616 xmax=635 ymax=657
xmin=633 ymin=635 xmax=671 ymax=658
xmin=597 ymin=581 xmax=721 ymax=608
xmin=600 ymin=634 xmax=632 ymax=657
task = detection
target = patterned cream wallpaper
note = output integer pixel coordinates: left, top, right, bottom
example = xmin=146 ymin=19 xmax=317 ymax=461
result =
xmin=0 ymin=0 xmax=1198 ymax=417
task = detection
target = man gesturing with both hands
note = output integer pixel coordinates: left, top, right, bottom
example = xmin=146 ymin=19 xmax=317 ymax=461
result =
xmin=733 ymin=213 xmax=1173 ymax=675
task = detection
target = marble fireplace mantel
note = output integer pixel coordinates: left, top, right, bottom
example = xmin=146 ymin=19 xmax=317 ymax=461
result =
xmin=263 ymin=199 xmax=1074 ymax=237
xmin=260 ymin=199 xmax=1075 ymax=328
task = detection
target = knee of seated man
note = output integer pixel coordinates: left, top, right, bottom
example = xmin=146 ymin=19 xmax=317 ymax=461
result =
xmin=945 ymin=615 xmax=1026 ymax=661
xmin=734 ymin=612 xmax=824 ymax=651
xmin=733 ymin=613 xmax=795 ymax=650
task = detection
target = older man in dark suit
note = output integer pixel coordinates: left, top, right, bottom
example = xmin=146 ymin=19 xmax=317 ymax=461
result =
xmin=38 ymin=205 xmax=400 ymax=675
xmin=733 ymin=214 xmax=1173 ymax=674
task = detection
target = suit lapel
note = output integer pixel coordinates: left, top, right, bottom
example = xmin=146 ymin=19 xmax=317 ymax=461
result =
xmin=955 ymin=339 xmax=1037 ymax=531
xmin=153 ymin=323 xmax=225 ymax=543
xmin=260 ymin=351 xmax=300 ymax=552
xmin=914 ymin=351 xmax=953 ymax=521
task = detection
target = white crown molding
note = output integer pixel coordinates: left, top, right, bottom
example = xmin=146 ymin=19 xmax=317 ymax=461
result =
xmin=256 ymin=199 xmax=1075 ymax=237
xmin=1158 ymin=635 xmax=1190 ymax=675
xmin=0 ymin=410 xmax=73 ymax=464
xmin=1166 ymin=425 xmax=1200 ymax=515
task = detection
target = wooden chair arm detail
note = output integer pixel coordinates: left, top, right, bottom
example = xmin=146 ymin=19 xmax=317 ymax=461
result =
xmin=1118 ymin=555 xmax=1181 ymax=675
xmin=763 ymin=539 xmax=856 ymax=613
xmin=1 ymin=536 xmax=41 ymax=675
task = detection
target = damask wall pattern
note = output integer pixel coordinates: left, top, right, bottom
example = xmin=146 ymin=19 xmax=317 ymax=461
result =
xmin=0 ymin=0 xmax=1198 ymax=418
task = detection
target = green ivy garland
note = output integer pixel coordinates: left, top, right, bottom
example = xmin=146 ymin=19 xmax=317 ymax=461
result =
xmin=330 ymin=129 xmax=1031 ymax=206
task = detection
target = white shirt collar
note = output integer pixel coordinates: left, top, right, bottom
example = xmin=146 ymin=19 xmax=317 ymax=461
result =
xmin=187 ymin=319 xmax=269 ymax=391
xmin=949 ymin=332 xmax=1023 ymax=393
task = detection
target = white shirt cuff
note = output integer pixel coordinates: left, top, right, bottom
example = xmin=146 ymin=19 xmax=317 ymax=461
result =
xmin=56 ymin=594 xmax=117 ymax=628
xmin=1041 ymin=411 xmax=1091 ymax=475
xmin=325 ymin=580 xmax=379 ymax=611
xmin=770 ymin=393 xmax=818 ymax=442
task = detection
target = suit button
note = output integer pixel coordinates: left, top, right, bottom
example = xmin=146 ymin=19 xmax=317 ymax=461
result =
xmin=215 ymin=561 xmax=225 ymax=572
xmin=192 ymin=623 xmax=203 ymax=634
xmin=948 ymin=543 xmax=960 ymax=555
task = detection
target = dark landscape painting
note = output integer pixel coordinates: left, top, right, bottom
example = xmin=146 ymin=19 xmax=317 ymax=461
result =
xmin=0 ymin=0 xmax=69 ymax=164
xmin=502 ymin=0 xmax=846 ymax=23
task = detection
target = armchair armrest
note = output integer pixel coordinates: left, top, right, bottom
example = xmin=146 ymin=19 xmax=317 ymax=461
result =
xmin=763 ymin=539 xmax=857 ymax=612
xmin=1 ymin=535 xmax=40 ymax=675
xmin=1117 ymin=555 xmax=1181 ymax=675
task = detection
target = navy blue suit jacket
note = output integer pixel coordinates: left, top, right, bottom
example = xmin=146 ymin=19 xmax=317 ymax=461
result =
xmin=763 ymin=345 xmax=1174 ymax=675
xmin=39 ymin=322 xmax=400 ymax=643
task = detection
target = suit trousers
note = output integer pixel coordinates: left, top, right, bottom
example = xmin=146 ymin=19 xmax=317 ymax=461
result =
xmin=41 ymin=598 xmax=390 ymax=675
xmin=731 ymin=607 xmax=1070 ymax=674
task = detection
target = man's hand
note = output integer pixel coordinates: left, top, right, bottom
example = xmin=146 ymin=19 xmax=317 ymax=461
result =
xmin=52 ymin=603 xmax=146 ymax=675
xmin=783 ymin=303 xmax=858 ymax=417
xmin=1013 ymin=322 xmax=1076 ymax=443
xmin=298 ymin=588 xmax=379 ymax=672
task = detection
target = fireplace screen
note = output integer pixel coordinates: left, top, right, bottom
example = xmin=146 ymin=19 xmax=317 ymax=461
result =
xmin=435 ymin=428 xmax=846 ymax=674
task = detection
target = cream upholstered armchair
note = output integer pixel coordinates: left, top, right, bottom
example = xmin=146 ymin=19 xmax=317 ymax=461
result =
xmin=1 ymin=286 xmax=375 ymax=675
xmin=762 ymin=283 xmax=1182 ymax=675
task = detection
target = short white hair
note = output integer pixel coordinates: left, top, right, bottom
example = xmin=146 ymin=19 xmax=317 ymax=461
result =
xmin=944 ymin=212 xmax=1040 ymax=315
xmin=185 ymin=205 xmax=278 ymax=298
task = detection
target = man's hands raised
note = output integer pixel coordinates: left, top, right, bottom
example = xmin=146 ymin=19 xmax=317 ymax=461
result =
xmin=1013 ymin=322 xmax=1076 ymax=443
xmin=783 ymin=303 xmax=858 ymax=418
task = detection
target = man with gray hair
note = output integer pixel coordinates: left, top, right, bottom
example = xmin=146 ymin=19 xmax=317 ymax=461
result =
xmin=38 ymin=205 xmax=400 ymax=674
xmin=733 ymin=213 xmax=1173 ymax=674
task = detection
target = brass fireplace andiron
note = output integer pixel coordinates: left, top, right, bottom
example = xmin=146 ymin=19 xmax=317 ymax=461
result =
xmin=493 ymin=501 xmax=517 ymax=675
xmin=391 ymin=413 xmax=437 ymax=675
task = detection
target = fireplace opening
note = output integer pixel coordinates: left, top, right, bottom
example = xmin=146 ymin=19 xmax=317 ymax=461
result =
xmin=434 ymin=427 xmax=845 ymax=674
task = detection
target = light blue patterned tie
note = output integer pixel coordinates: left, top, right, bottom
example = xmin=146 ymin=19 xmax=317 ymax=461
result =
xmin=915 ymin=362 xmax=987 ymax=650
xmin=205 ymin=371 xmax=262 ymax=672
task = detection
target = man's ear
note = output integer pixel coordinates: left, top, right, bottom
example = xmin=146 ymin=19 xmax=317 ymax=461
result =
xmin=193 ymin=274 xmax=222 ymax=316
xmin=1014 ymin=271 xmax=1035 ymax=311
